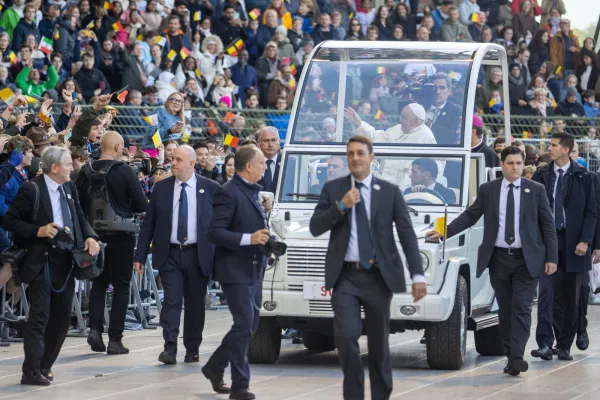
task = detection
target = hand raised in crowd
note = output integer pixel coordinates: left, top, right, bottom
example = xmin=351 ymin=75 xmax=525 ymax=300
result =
xmin=92 ymin=94 xmax=112 ymax=111
xmin=62 ymin=88 xmax=73 ymax=104
xmin=170 ymin=121 xmax=183 ymax=133
xmin=343 ymin=107 xmax=362 ymax=127
xmin=250 ymin=229 xmax=270 ymax=245
xmin=341 ymin=187 xmax=361 ymax=209
xmin=40 ymin=99 xmax=53 ymax=116
xmin=68 ymin=106 xmax=82 ymax=128
xmin=37 ymin=223 xmax=59 ymax=238
xmin=205 ymin=156 xmax=216 ymax=171
xmin=84 ymin=238 xmax=101 ymax=256
xmin=11 ymin=95 xmax=28 ymax=107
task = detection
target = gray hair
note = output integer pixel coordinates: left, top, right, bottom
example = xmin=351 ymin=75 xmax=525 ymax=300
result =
xmin=490 ymin=67 xmax=502 ymax=75
xmin=41 ymin=146 xmax=71 ymax=173
xmin=258 ymin=126 xmax=278 ymax=140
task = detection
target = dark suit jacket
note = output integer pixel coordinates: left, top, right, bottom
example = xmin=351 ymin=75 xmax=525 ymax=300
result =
xmin=258 ymin=154 xmax=281 ymax=193
xmin=592 ymin=172 xmax=600 ymax=251
xmin=473 ymin=142 xmax=500 ymax=168
xmin=404 ymin=182 xmax=456 ymax=205
xmin=532 ymin=160 xmax=597 ymax=272
xmin=446 ymin=178 xmax=558 ymax=278
xmin=134 ymin=174 xmax=219 ymax=277
xmin=3 ymin=175 xmax=98 ymax=284
xmin=208 ymin=174 xmax=268 ymax=285
xmin=309 ymin=175 xmax=423 ymax=293
xmin=258 ymin=153 xmax=297 ymax=200
xmin=431 ymin=101 xmax=462 ymax=145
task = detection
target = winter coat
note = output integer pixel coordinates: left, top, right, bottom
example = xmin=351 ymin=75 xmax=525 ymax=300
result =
xmin=440 ymin=20 xmax=472 ymax=42
xmin=12 ymin=18 xmax=40 ymax=53
xmin=458 ymin=0 xmax=480 ymax=26
xmin=15 ymin=65 xmax=59 ymax=97
xmin=74 ymin=67 xmax=112 ymax=101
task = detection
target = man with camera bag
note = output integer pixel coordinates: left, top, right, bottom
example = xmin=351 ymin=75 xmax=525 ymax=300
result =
xmin=4 ymin=146 xmax=100 ymax=386
xmin=201 ymin=145 xmax=272 ymax=400
xmin=76 ymin=131 xmax=148 ymax=355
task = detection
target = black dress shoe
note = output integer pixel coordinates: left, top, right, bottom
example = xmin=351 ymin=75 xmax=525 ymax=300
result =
xmin=229 ymin=388 xmax=256 ymax=400
xmin=531 ymin=346 xmax=553 ymax=360
xmin=420 ymin=333 xmax=427 ymax=344
xmin=552 ymin=347 xmax=559 ymax=355
xmin=87 ymin=330 xmax=106 ymax=352
xmin=184 ymin=352 xmax=199 ymax=363
xmin=41 ymin=370 xmax=54 ymax=382
xmin=557 ymin=349 xmax=573 ymax=361
xmin=503 ymin=358 xmax=528 ymax=376
xmin=158 ymin=351 xmax=177 ymax=365
xmin=107 ymin=341 xmax=130 ymax=355
xmin=576 ymin=331 xmax=590 ymax=351
xmin=202 ymin=366 xmax=231 ymax=394
xmin=21 ymin=372 xmax=51 ymax=386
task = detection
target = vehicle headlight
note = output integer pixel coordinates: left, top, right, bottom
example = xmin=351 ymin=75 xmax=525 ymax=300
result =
xmin=420 ymin=251 xmax=430 ymax=272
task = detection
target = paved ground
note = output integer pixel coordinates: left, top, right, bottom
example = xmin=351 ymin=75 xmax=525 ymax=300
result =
xmin=1 ymin=306 xmax=600 ymax=400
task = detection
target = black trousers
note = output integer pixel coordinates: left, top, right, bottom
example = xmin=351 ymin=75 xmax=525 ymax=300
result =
xmin=536 ymin=231 xmax=583 ymax=351
xmin=330 ymin=267 xmax=392 ymax=400
xmin=88 ymin=235 xmax=136 ymax=341
xmin=158 ymin=246 xmax=209 ymax=354
xmin=578 ymin=272 xmax=590 ymax=335
xmin=22 ymin=251 xmax=75 ymax=374
xmin=489 ymin=248 xmax=537 ymax=361
xmin=203 ymin=278 xmax=262 ymax=391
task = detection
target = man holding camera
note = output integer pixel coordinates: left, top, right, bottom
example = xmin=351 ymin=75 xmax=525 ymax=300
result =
xmin=201 ymin=145 xmax=272 ymax=400
xmin=4 ymin=146 xmax=100 ymax=386
xmin=134 ymin=146 xmax=219 ymax=365
xmin=76 ymin=131 xmax=147 ymax=355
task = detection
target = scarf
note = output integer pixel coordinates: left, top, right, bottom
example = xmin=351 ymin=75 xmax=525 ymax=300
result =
xmin=509 ymin=73 xmax=523 ymax=87
xmin=536 ymin=100 xmax=547 ymax=117
xmin=549 ymin=17 xmax=560 ymax=36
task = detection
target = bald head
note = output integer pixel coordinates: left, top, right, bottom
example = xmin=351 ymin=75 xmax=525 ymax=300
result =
xmin=99 ymin=131 xmax=124 ymax=159
xmin=174 ymin=145 xmax=196 ymax=162
xmin=171 ymin=145 xmax=196 ymax=181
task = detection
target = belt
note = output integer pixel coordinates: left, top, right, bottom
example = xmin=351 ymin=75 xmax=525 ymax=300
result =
xmin=493 ymin=246 xmax=523 ymax=256
xmin=170 ymin=243 xmax=197 ymax=250
xmin=343 ymin=261 xmax=377 ymax=271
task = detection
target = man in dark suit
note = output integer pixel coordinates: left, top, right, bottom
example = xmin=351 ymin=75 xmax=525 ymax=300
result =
xmin=4 ymin=146 xmax=100 ymax=386
xmin=310 ymin=156 xmax=348 ymax=194
xmin=134 ymin=145 xmax=219 ymax=365
xmin=427 ymin=73 xmax=463 ymax=145
xmin=427 ymin=146 xmax=558 ymax=376
xmin=201 ymin=145 xmax=272 ymax=400
xmin=531 ymin=133 xmax=597 ymax=361
xmin=471 ymin=115 xmax=500 ymax=168
xmin=309 ymin=135 xmax=426 ymax=400
xmin=404 ymin=157 xmax=456 ymax=204
xmin=257 ymin=126 xmax=281 ymax=193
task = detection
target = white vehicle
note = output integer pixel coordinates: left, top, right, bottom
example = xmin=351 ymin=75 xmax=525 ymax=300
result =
xmin=249 ymin=42 xmax=512 ymax=370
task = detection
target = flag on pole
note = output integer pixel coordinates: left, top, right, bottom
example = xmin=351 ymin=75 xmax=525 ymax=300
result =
xmin=377 ymin=66 xmax=385 ymax=74
xmin=142 ymin=113 xmax=158 ymax=126
xmin=151 ymin=131 xmax=162 ymax=148
xmin=24 ymin=95 xmax=38 ymax=104
xmin=226 ymin=46 xmax=238 ymax=56
xmin=193 ymin=11 xmax=201 ymax=21
xmin=226 ymin=38 xmax=244 ymax=56
xmin=0 ymin=88 xmax=15 ymax=104
xmin=194 ymin=68 xmax=202 ymax=78
xmin=223 ymin=134 xmax=240 ymax=148
xmin=53 ymin=29 xmax=60 ymax=41
xmin=488 ymin=98 xmax=497 ymax=107
xmin=522 ymin=131 xmax=530 ymax=139
xmin=249 ymin=8 xmax=261 ymax=20
xmin=86 ymin=21 xmax=95 ymax=29
xmin=8 ymin=52 xmax=17 ymax=65
xmin=180 ymin=47 xmax=190 ymax=60
xmin=155 ymin=36 xmax=167 ymax=47
xmin=39 ymin=37 xmax=53 ymax=55
xmin=167 ymin=49 xmax=177 ymax=60
xmin=112 ymin=21 xmax=124 ymax=32
xmin=374 ymin=110 xmax=384 ymax=121
xmin=38 ymin=111 xmax=52 ymax=125
xmin=116 ymin=89 xmax=128 ymax=104
xmin=470 ymin=13 xmax=481 ymax=23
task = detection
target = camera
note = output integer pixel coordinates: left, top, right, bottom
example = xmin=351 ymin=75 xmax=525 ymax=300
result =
xmin=127 ymin=158 xmax=152 ymax=176
xmin=49 ymin=226 xmax=75 ymax=250
xmin=261 ymin=236 xmax=288 ymax=267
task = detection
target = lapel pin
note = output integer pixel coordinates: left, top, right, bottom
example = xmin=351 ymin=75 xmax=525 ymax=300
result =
xmin=199 ymin=189 xmax=205 ymax=193
xmin=373 ymin=184 xmax=381 ymax=191
xmin=442 ymin=112 xmax=446 ymax=116
xmin=67 ymin=193 xmax=72 ymax=200
xmin=524 ymin=188 xmax=530 ymax=193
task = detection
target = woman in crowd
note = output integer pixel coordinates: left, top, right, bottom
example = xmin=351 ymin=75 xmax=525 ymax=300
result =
xmin=345 ymin=18 xmax=365 ymax=40
xmin=262 ymin=0 xmax=293 ymax=29
xmin=372 ymin=6 xmax=392 ymax=41
xmin=175 ymin=55 xmax=200 ymax=90
xmin=142 ymin=0 xmax=162 ymax=32
xmin=216 ymin=154 xmax=235 ymax=185
xmin=391 ymin=3 xmax=417 ymax=40
xmin=528 ymin=29 xmax=550 ymax=74
xmin=155 ymin=92 xmax=185 ymax=142
xmin=355 ymin=0 xmax=375 ymax=36
xmin=512 ymin=0 xmax=539 ymax=43
xmin=576 ymin=50 xmax=599 ymax=93
xmin=194 ymin=35 xmax=231 ymax=92
xmin=508 ymin=62 xmax=528 ymax=114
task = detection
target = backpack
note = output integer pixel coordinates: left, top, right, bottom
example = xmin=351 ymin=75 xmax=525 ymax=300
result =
xmin=81 ymin=161 xmax=140 ymax=235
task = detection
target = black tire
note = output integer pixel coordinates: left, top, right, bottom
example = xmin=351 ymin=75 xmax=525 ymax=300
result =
xmin=426 ymin=275 xmax=468 ymax=370
xmin=302 ymin=331 xmax=336 ymax=352
xmin=474 ymin=324 xmax=505 ymax=356
xmin=248 ymin=317 xmax=281 ymax=364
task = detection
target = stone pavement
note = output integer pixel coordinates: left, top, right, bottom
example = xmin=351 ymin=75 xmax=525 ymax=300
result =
xmin=1 ymin=307 xmax=600 ymax=399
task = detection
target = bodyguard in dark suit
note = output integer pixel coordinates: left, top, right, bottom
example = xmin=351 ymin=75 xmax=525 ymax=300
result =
xmin=471 ymin=115 xmax=500 ymax=168
xmin=427 ymin=146 xmax=558 ymax=376
xmin=4 ymin=146 xmax=100 ymax=386
xmin=201 ymin=145 xmax=272 ymax=400
xmin=257 ymin=126 xmax=281 ymax=193
xmin=531 ymin=133 xmax=597 ymax=361
xmin=134 ymin=145 xmax=219 ymax=365
xmin=426 ymin=73 xmax=463 ymax=145
xmin=309 ymin=136 xmax=426 ymax=400
xmin=404 ymin=157 xmax=456 ymax=205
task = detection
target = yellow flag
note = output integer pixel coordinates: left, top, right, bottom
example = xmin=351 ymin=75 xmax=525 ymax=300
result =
xmin=151 ymin=131 xmax=161 ymax=148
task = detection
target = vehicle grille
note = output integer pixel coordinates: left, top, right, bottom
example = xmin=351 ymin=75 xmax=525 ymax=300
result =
xmin=308 ymin=300 xmax=364 ymax=317
xmin=288 ymin=283 xmax=303 ymax=291
xmin=286 ymin=246 xmax=327 ymax=279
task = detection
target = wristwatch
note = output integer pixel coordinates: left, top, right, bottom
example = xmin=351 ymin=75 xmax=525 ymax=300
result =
xmin=337 ymin=201 xmax=347 ymax=214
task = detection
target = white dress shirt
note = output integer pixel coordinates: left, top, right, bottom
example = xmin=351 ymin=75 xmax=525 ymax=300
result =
xmin=170 ymin=176 xmax=198 ymax=244
xmin=495 ymin=178 xmax=522 ymax=248
xmin=553 ymin=161 xmax=569 ymax=222
xmin=44 ymin=174 xmax=69 ymax=228
xmin=343 ymin=174 xmax=425 ymax=283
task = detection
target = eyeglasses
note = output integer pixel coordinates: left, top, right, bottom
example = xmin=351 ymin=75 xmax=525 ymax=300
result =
xmin=170 ymin=98 xmax=184 ymax=104
xmin=351 ymin=23 xmax=360 ymax=26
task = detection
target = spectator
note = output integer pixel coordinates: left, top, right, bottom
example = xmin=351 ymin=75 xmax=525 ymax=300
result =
xmin=81 ymin=0 xmax=116 ymax=44
xmin=515 ymin=48 xmax=532 ymax=86
xmin=38 ymin=3 xmax=61 ymax=41
xmin=162 ymin=15 xmax=192 ymax=71
xmin=296 ymin=38 xmax=313 ymax=66
xmin=0 ymin=65 xmax=17 ymax=93
xmin=288 ymin=16 xmax=306 ymax=51
xmin=355 ymin=0 xmax=375 ymax=36
xmin=272 ymin=25 xmax=296 ymax=66
xmin=155 ymin=92 xmax=185 ymax=142
xmin=495 ymin=26 xmax=515 ymax=49
xmin=468 ymin=12 xmax=487 ymax=43
xmin=195 ymin=35 xmax=230 ymax=90
xmin=526 ymin=74 xmax=555 ymax=104
xmin=268 ymin=63 xmax=295 ymax=106
xmin=267 ymin=96 xmax=290 ymax=140
xmin=226 ymin=115 xmax=247 ymax=138
xmin=61 ymin=78 xmax=85 ymax=104
xmin=216 ymin=155 xmax=235 ymax=185
xmin=508 ymin=62 xmax=528 ymax=113
xmin=243 ymin=18 xmax=261 ymax=64
xmin=540 ymin=0 xmax=565 ymax=23
xmin=142 ymin=0 xmax=162 ymax=32
xmin=231 ymin=49 xmax=258 ymax=105
xmin=431 ymin=0 xmax=452 ymax=38
xmin=541 ymin=8 xmax=562 ymax=37
xmin=312 ymin=12 xmax=342 ymax=44
xmin=512 ymin=0 xmax=539 ymax=43
xmin=98 ymin=38 xmax=123 ymax=94
xmin=54 ymin=13 xmax=79 ymax=71
xmin=549 ymin=19 xmax=580 ymax=76
xmin=262 ymin=0 xmax=293 ymax=29
xmin=184 ymin=77 xmax=206 ymax=106
xmin=291 ymin=1 xmax=315 ymax=34
xmin=560 ymin=74 xmax=582 ymax=103
xmin=371 ymin=6 xmax=392 ymax=41
xmin=207 ymin=74 xmax=236 ymax=106
xmin=458 ymin=0 xmax=480 ymax=26
xmin=0 ymin=0 xmax=25 ymax=39
xmin=119 ymin=90 xmax=146 ymax=136
xmin=582 ymin=90 xmax=599 ymax=123
xmin=119 ymin=42 xmax=147 ymax=93
xmin=74 ymin=52 xmax=112 ymax=102
xmin=143 ymin=85 xmax=163 ymax=107
xmin=257 ymin=9 xmax=279 ymax=51
xmin=12 ymin=4 xmax=40 ymax=53
xmin=391 ymin=3 xmax=417 ymax=40
xmin=15 ymin=61 xmax=59 ymax=97
xmin=581 ymin=38 xmax=599 ymax=67
xmin=155 ymin=71 xmax=178 ymax=102
xmin=441 ymin=6 xmax=472 ymax=43
xmin=366 ymin=24 xmax=379 ymax=41
xmin=511 ymin=0 xmax=541 ymax=16
xmin=214 ymin=4 xmax=244 ymax=48
xmin=529 ymin=30 xmax=550 ymax=75
xmin=576 ymin=50 xmax=599 ymax=93
xmin=0 ymin=32 xmax=12 ymax=65
xmin=556 ymin=86 xmax=585 ymax=117
xmin=175 ymin=53 xmax=199 ymax=90
xmin=527 ymin=88 xmax=555 ymax=118
xmin=256 ymin=41 xmax=280 ymax=107
xmin=476 ymin=67 xmax=503 ymax=111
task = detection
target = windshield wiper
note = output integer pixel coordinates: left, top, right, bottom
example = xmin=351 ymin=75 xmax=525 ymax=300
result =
xmin=408 ymin=206 xmax=418 ymax=217
xmin=286 ymin=193 xmax=321 ymax=199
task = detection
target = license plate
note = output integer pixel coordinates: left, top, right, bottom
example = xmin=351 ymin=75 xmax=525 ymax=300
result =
xmin=303 ymin=282 xmax=332 ymax=300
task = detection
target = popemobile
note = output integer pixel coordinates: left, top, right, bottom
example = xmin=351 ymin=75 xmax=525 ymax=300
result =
xmin=250 ymin=41 xmax=512 ymax=370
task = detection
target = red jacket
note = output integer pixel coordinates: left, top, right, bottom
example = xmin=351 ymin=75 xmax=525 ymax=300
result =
xmin=512 ymin=0 xmax=541 ymax=16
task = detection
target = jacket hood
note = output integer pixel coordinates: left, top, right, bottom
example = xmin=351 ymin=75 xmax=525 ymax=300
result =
xmin=201 ymin=35 xmax=224 ymax=54
xmin=59 ymin=18 xmax=75 ymax=32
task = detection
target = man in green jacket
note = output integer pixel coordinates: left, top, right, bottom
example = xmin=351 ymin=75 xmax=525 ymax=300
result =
xmin=0 ymin=0 xmax=26 ymax=39
xmin=441 ymin=5 xmax=473 ymax=43
xmin=15 ymin=60 xmax=59 ymax=97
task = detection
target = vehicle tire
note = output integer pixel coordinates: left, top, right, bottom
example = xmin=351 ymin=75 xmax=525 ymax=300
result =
xmin=248 ymin=317 xmax=281 ymax=364
xmin=426 ymin=275 xmax=468 ymax=370
xmin=302 ymin=331 xmax=336 ymax=352
xmin=474 ymin=325 xmax=505 ymax=356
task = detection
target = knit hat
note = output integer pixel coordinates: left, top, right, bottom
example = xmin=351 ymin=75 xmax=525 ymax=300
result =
xmin=275 ymin=25 xmax=287 ymax=36
xmin=219 ymin=96 xmax=232 ymax=108
xmin=566 ymin=87 xmax=578 ymax=98
xmin=472 ymin=115 xmax=483 ymax=129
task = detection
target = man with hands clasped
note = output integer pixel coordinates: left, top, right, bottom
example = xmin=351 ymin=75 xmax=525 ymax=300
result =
xmin=426 ymin=146 xmax=558 ymax=376
xmin=310 ymin=136 xmax=426 ymax=400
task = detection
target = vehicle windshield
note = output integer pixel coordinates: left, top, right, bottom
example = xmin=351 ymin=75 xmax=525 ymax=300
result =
xmin=291 ymin=47 xmax=473 ymax=147
xmin=280 ymin=152 xmax=464 ymax=206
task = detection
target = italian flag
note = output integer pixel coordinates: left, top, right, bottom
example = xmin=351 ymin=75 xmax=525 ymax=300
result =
xmin=39 ymin=37 xmax=53 ymax=55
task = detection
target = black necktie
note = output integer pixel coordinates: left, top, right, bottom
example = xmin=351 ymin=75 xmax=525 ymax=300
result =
xmin=59 ymin=186 xmax=74 ymax=234
xmin=555 ymin=169 xmax=565 ymax=230
xmin=354 ymin=181 xmax=374 ymax=270
xmin=505 ymin=183 xmax=515 ymax=245
xmin=264 ymin=160 xmax=274 ymax=190
xmin=177 ymin=182 xmax=188 ymax=244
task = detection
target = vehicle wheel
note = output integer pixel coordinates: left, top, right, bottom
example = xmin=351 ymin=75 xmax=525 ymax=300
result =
xmin=302 ymin=331 xmax=336 ymax=352
xmin=474 ymin=325 xmax=505 ymax=356
xmin=426 ymin=275 xmax=468 ymax=370
xmin=248 ymin=317 xmax=281 ymax=364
